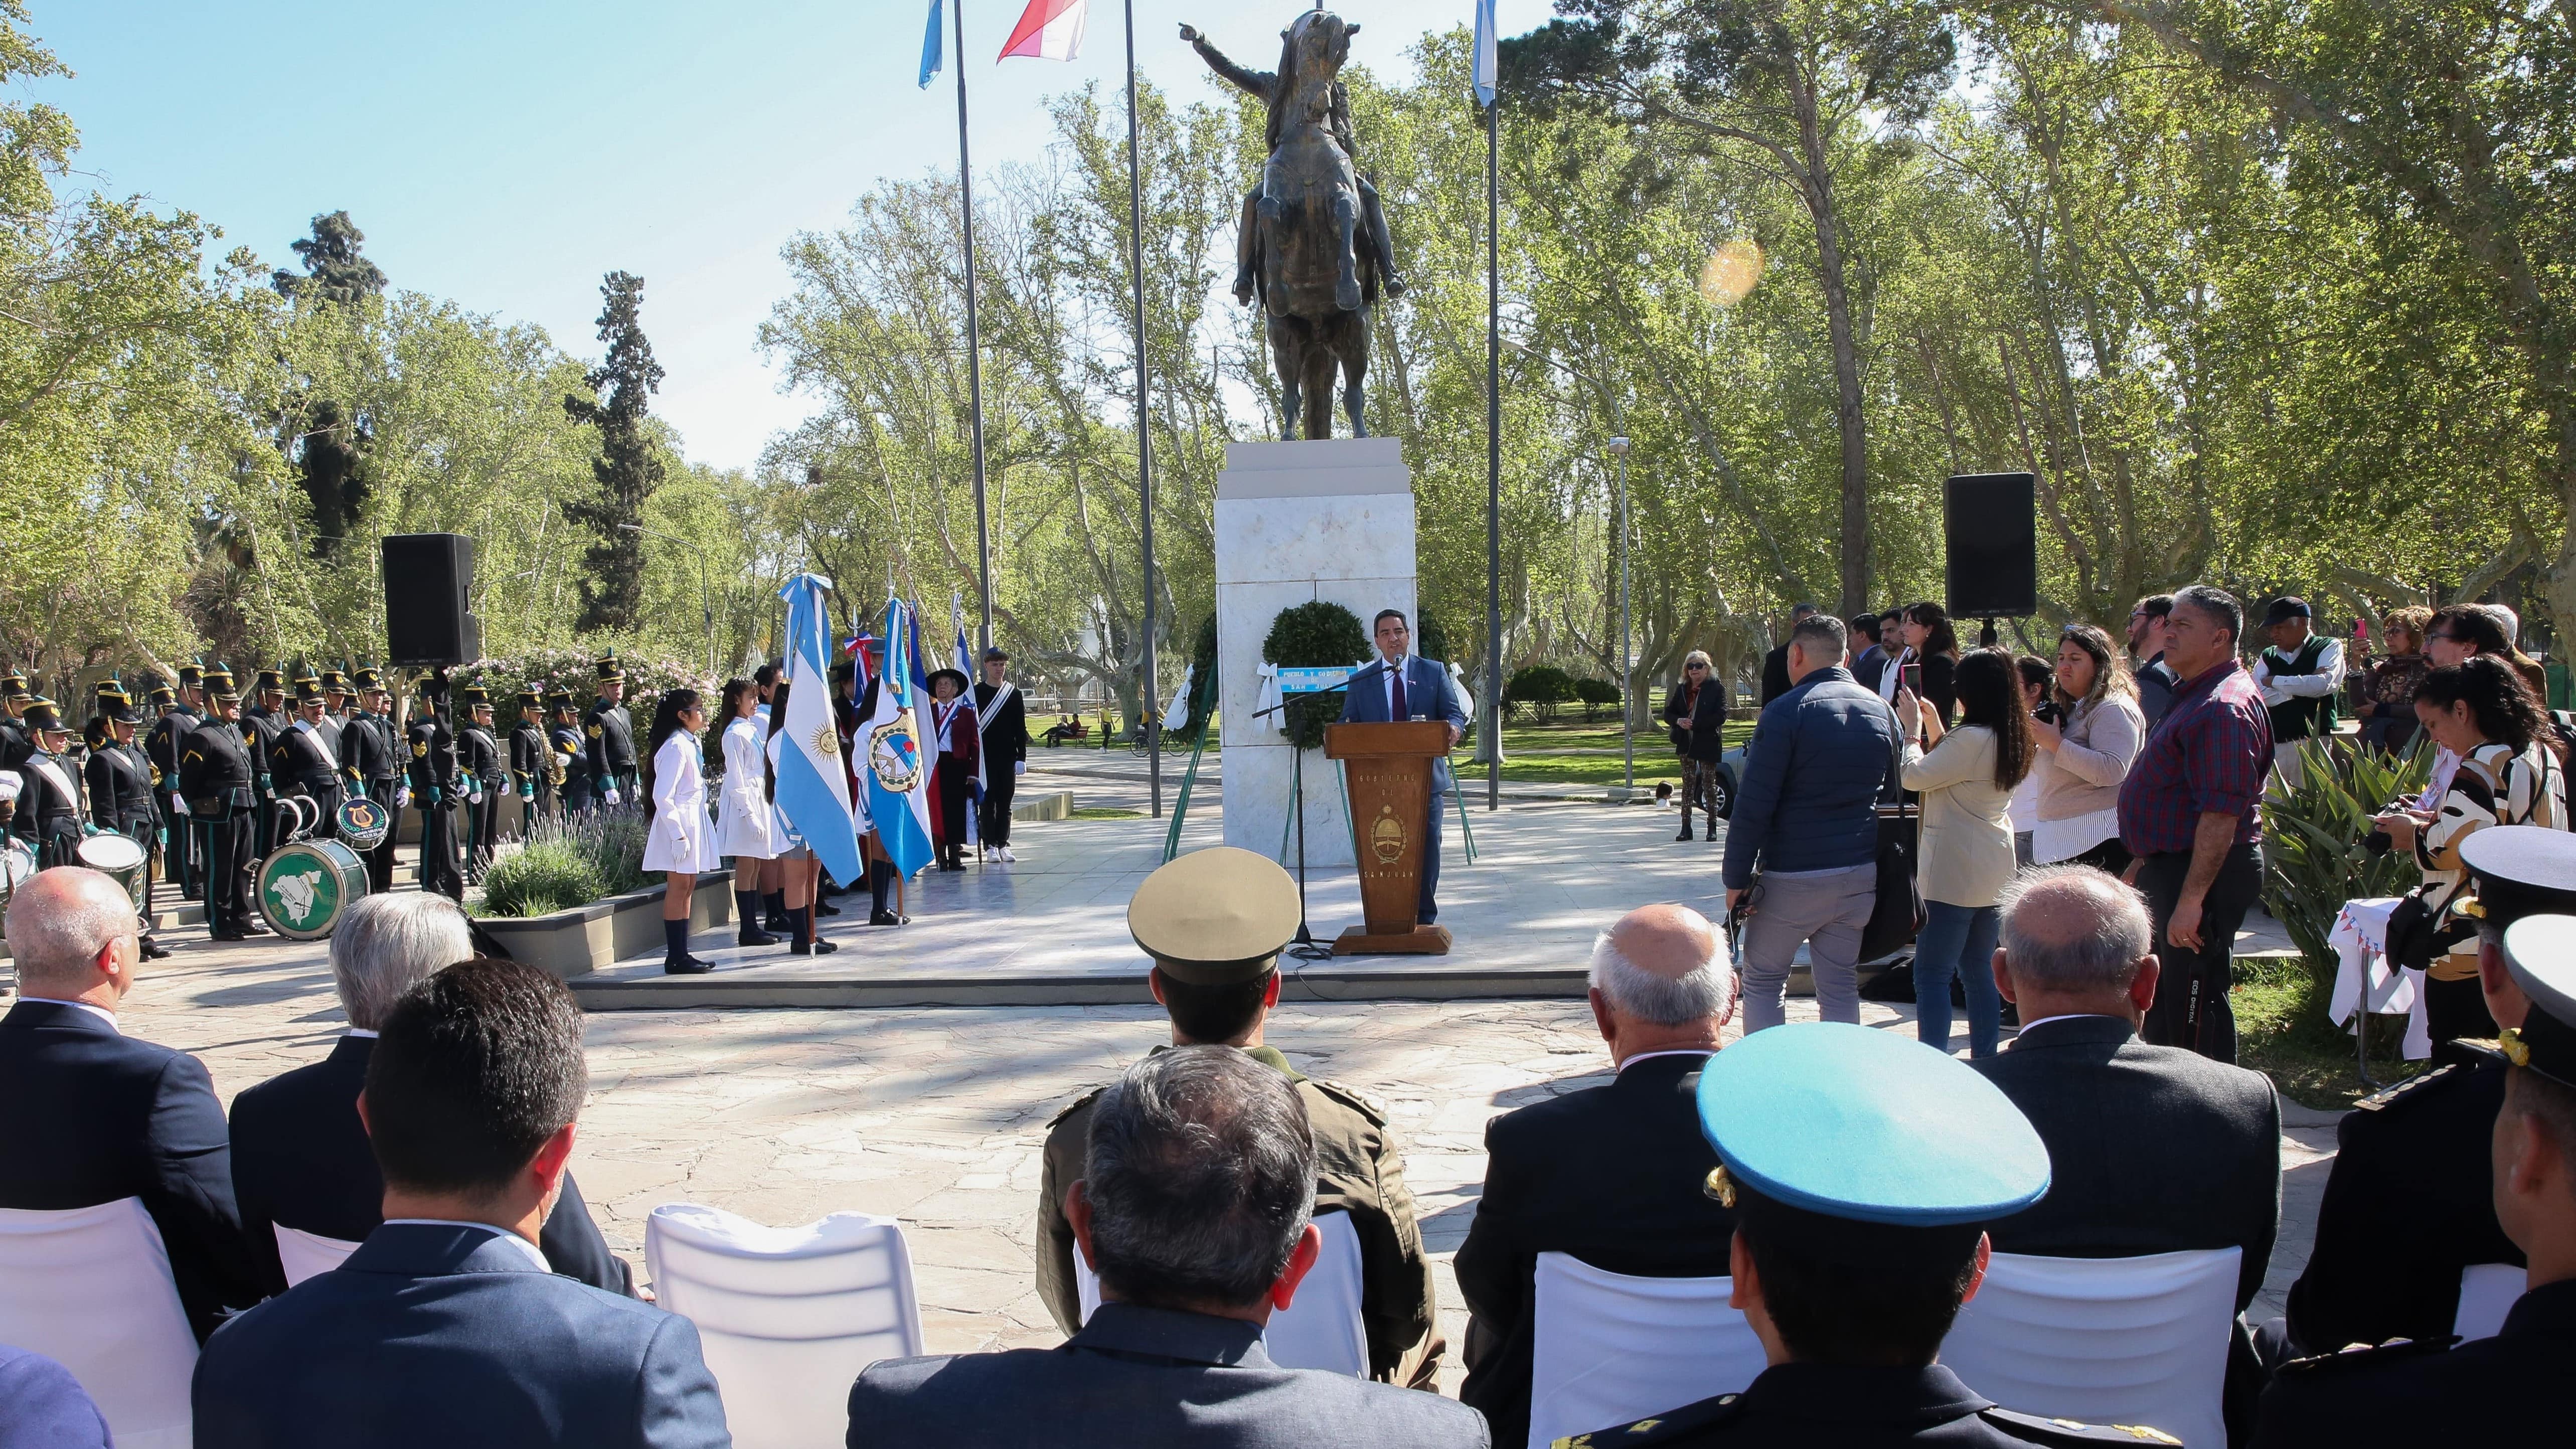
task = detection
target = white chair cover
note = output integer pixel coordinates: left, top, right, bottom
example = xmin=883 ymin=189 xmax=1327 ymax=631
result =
xmin=0 ymin=1198 xmax=199 ymax=1449
xmin=274 ymin=1224 xmax=361 ymax=1286
xmin=1941 ymin=1248 xmax=2238 ymax=1449
xmin=645 ymin=1203 xmax=926 ymax=1449
xmin=1526 ymin=1254 xmax=1765 ymax=1449
xmin=2454 ymin=1262 xmax=2524 ymax=1342
xmin=1074 ymin=1208 xmax=1370 ymax=1377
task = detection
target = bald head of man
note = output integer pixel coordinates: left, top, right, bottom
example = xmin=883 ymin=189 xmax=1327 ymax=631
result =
xmin=1992 ymin=865 xmax=2161 ymax=1027
xmin=1586 ymin=902 xmax=1735 ymax=1064
xmin=4 ymin=866 xmax=144 ymax=1009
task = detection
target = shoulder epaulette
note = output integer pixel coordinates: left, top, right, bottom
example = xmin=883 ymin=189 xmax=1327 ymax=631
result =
xmin=1982 ymin=1406 xmax=2181 ymax=1444
xmin=1308 ymin=1077 xmax=1389 ymax=1125
xmin=1552 ymin=1391 xmax=1742 ymax=1447
xmin=2277 ymin=1335 xmax=2459 ymax=1377
xmin=1047 ymin=1084 xmax=1108 ymax=1130
xmin=2355 ymin=1063 xmax=2460 ymax=1112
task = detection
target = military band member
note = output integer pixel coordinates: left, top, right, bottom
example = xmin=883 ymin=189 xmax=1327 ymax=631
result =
xmin=86 ymin=684 xmax=169 ymax=959
xmin=406 ymin=674 xmax=464 ymax=901
xmin=343 ymin=667 xmax=404 ymax=892
xmin=0 ymin=666 xmax=32 ymax=769
xmin=974 ymin=647 xmax=1029 ymax=862
xmin=584 ymin=652 xmax=636 ymax=807
xmin=548 ymin=690 xmax=593 ymax=813
xmin=316 ymin=666 xmax=352 ymax=761
xmin=509 ymin=686 xmax=555 ymax=822
xmin=148 ymin=667 xmax=204 ymax=899
xmin=269 ymin=673 xmax=346 ymax=839
xmin=1036 ymin=846 xmax=1444 ymax=1386
xmin=242 ymin=667 xmax=289 ymax=855
xmin=9 ymin=697 xmax=84 ymax=869
xmin=456 ymin=683 xmax=506 ymax=880
xmin=179 ymin=669 xmax=265 ymax=939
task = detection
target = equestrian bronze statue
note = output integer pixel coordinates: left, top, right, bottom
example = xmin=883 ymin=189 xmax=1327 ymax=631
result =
xmin=1182 ymin=12 xmax=1404 ymax=440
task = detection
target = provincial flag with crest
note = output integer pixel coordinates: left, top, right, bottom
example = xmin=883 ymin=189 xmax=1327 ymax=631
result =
xmin=862 ymin=597 xmax=939 ymax=878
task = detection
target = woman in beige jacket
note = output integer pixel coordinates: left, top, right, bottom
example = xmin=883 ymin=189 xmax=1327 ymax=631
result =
xmin=1897 ymin=648 xmax=2035 ymax=1057
xmin=2029 ymin=623 xmax=2145 ymax=873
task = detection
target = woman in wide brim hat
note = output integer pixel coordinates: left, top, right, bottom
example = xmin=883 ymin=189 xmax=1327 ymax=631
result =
xmin=923 ymin=668 xmax=980 ymax=872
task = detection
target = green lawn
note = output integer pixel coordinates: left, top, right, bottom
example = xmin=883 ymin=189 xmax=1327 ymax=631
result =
xmin=1482 ymin=716 xmax=1755 ymax=786
xmin=2234 ymin=955 xmax=2422 ymax=1110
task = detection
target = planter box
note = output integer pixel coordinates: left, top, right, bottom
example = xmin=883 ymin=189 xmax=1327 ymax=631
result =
xmin=1012 ymin=790 xmax=1074 ymax=822
xmin=475 ymin=869 xmax=734 ymax=981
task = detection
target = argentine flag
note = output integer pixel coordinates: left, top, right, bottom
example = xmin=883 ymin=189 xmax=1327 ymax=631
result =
xmin=864 ymin=598 xmax=939 ymax=879
xmin=774 ymin=573 xmax=866 ymax=889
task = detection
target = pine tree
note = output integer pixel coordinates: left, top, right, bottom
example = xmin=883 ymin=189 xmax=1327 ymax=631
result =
xmin=271 ymin=210 xmax=387 ymax=304
xmin=273 ymin=212 xmax=386 ymax=556
xmin=561 ymin=271 xmax=666 ymax=632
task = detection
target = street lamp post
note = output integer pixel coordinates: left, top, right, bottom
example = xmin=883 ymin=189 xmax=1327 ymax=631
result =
xmin=1607 ymin=435 xmax=1633 ymax=792
xmin=617 ymin=523 xmax=715 ymax=680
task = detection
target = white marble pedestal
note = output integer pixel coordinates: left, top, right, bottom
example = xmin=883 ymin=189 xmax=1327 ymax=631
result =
xmin=1215 ymin=438 xmax=1415 ymax=869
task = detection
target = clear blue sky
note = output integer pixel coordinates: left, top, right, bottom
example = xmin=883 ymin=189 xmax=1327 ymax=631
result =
xmin=29 ymin=0 xmax=1559 ymax=469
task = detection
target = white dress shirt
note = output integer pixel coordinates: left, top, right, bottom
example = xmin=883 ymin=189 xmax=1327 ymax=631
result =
xmin=17 ymin=996 xmax=119 ymax=1032
xmin=1379 ymin=653 xmax=1413 ymax=718
xmin=2255 ymin=635 xmax=2346 ymax=708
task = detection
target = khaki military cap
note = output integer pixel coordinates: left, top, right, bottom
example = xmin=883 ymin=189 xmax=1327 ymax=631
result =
xmin=1128 ymin=846 xmax=1301 ymax=984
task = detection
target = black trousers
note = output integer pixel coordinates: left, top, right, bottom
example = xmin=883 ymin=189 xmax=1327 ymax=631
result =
xmin=979 ymin=770 xmax=1017 ymax=847
xmin=2137 ymin=842 xmax=2263 ymax=1063
xmin=158 ymin=796 xmax=198 ymax=899
xmin=463 ymin=788 xmax=502 ymax=877
xmin=360 ymin=778 xmax=400 ymax=891
xmin=197 ymin=812 xmax=256 ymax=935
xmin=934 ymin=763 xmax=972 ymax=867
xmin=418 ymin=797 xmax=463 ymax=901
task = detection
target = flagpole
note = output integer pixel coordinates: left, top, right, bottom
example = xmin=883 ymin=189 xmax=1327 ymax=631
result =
xmin=1484 ymin=88 xmax=1502 ymax=813
xmin=955 ymin=0 xmax=996 ymax=656
xmin=1125 ymin=0 xmax=1160 ymax=819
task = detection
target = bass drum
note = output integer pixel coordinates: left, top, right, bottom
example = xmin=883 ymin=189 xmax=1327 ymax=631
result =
xmin=256 ymin=838 xmax=370 ymax=941
xmin=337 ymin=794 xmax=392 ymax=852
xmin=76 ymin=831 xmax=149 ymax=911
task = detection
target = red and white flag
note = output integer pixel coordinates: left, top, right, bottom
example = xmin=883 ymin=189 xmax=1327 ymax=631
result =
xmin=997 ymin=0 xmax=1085 ymax=61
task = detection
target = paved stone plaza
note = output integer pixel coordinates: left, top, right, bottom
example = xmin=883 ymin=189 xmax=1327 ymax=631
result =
xmin=71 ymin=781 xmax=2340 ymax=1396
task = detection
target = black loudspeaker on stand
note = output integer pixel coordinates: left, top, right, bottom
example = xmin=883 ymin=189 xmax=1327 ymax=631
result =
xmin=382 ymin=533 xmax=483 ymax=668
xmin=1943 ymin=472 xmax=2038 ymax=643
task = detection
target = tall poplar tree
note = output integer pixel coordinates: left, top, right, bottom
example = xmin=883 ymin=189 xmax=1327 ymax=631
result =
xmin=562 ymin=271 xmax=666 ymax=633
xmin=272 ymin=211 xmax=388 ymax=556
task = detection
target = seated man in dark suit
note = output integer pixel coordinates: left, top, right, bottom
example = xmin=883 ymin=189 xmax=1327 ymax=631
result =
xmin=227 ymin=892 xmax=634 ymax=1297
xmin=192 ymin=959 xmax=729 ymax=1448
xmin=1975 ymin=864 xmax=2282 ymax=1434
xmin=0 ymin=866 xmax=262 ymax=1342
xmin=1453 ymin=902 xmax=1738 ymax=1449
xmin=850 ymin=1046 xmax=1490 ymax=1448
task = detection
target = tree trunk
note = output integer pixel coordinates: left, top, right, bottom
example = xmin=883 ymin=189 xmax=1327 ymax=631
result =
xmin=1792 ymin=71 xmax=1872 ymax=616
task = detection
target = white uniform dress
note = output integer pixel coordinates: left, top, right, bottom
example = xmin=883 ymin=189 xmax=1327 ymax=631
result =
xmin=643 ymin=731 xmax=723 ymax=875
xmin=715 ymin=715 xmax=776 ymax=860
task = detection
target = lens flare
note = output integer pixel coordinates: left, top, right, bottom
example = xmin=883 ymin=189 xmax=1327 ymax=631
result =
xmin=1698 ymin=240 xmax=1763 ymax=307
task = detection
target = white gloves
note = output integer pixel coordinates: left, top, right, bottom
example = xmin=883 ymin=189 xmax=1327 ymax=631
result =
xmin=1015 ymin=761 xmax=1027 ymax=776
xmin=467 ymin=790 xmax=484 ymax=806
xmin=604 ymin=787 xmax=622 ymax=806
xmin=395 ymin=786 xmax=412 ymax=810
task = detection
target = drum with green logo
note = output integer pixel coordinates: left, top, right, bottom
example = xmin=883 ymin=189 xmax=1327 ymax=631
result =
xmin=256 ymin=838 xmax=370 ymax=940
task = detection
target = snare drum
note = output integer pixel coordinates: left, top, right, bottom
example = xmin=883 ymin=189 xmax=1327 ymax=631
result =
xmin=336 ymin=795 xmax=391 ymax=852
xmin=76 ymin=831 xmax=149 ymax=910
xmin=256 ymin=838 xmax=370 ymax=940
xmin=0 ymin=838 xmax=34 ymax=909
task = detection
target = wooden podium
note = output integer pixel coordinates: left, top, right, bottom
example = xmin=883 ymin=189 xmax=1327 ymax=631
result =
xmin=1324 ymin=720 xmax=1454 ymax=955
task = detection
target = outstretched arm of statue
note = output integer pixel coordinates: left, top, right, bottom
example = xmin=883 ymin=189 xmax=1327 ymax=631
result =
xmin=1178 ymin=23 xmax=1275 ymax=100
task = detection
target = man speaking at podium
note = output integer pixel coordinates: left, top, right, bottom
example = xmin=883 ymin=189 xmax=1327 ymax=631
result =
xmin=1340 ymin=610 xmax=1468 ymax=924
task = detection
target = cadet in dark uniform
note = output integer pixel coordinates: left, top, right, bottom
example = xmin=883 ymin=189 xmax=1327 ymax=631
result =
xmin=0 ymin=665 xmax=30 ymax=769
xmin=1567 ymin=1023 xmax=2155 ymax=1448
xmin=147 ymin=668 xmax=202 ymax=899
xmin=405 ymin=674 xmax=464 ymax=901
xmin=508 ymin=686 xmax=554 ymax=824
xmin=87 ymin=684 xmax=168 ymax=957
xmin=267 ymin=673 xmax=345 ymax=839
xmin=180 ymin=672 xmax=265 ymax=939
xmin=584 ymin=653 xmax=636 ymax=807
xmin=548 ymin=690 xmax=592 ymax=813
xmin=2272 ymin=824 xmax=2570 ymax=1358
xmin=973 ymin=647 xmax=1029 ymax=861
xmin=315 ymin=667 xmax=351 ymax=762
xmin=342 ymin=668 xmax=404 ymax=892
xmin=241 ymin=667 xmax=289 ymax=855
xmin=1036 ymin=846 xmax=1443 ymax=1386
xmin=9 ymin=697 xmax=83 ymax=868
xmin=455 ymin=684 xmax=506 ymax=880
xmin=2251 ymin=901 xmax=2576 ymax=1448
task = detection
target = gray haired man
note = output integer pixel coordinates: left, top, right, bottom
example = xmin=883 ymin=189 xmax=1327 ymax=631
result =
xmin=849 ymin=1047 xmax=1490 ymax=1448
xmin=1453 ymin=904 xmax=1741 ymax=1449
xmin=226 ymin=893 xmax=636 ymax=1297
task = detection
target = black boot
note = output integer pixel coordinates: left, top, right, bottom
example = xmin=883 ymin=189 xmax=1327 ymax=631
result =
xmin=662 ymin=918 xmax=713 ymax=975
xmin=790 ymin=905 xmax=838 ymax=955
xmin=1704 ymin=822 xmax=1718 ymax=842
xmin=869 ymin=860 xmax=907 ymax=925
xmin=1676 ymin=811 xmax=1694 ymax=843
xmin=736 ymin=892 xmax=779 ymax=947
xmin=763 ymin=890 xmax=790 ymax=932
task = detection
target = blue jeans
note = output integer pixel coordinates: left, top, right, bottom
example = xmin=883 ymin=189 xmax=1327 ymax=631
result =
xmin=1914 ymin=900 xmax=2002 ymax=1058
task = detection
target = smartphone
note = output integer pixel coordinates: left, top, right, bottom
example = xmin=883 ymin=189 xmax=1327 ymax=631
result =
xmin=1900 ymin=663 xmax=1922 ymax=696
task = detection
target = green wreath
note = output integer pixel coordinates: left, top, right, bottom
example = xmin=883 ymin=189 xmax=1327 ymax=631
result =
xmin=1262 ymin=600 xmax=1370 ymax=749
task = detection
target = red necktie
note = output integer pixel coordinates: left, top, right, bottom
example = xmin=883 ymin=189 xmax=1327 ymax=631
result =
xmin=1390 ymin=664 xmax=1408 ymax=720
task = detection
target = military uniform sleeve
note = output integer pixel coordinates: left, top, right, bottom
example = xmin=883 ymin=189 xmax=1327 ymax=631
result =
xmin=84 ymin=752 xmax=116 ymax=828
xmin=1034 ymin=1090 xmax=1101 ymax=1338
xmin=1311 ymin=1078 xmax=1439 ymax=1386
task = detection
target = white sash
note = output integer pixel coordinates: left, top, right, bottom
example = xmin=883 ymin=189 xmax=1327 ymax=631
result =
xmin=23 ymin=754 xmax=76 ymax=811
xmin=976 ymin=681 xmax=1016 ymax=737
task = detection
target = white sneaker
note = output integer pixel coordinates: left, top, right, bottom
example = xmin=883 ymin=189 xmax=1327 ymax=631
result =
xmin=1000 ymin=846 xmax=1017 ymax=862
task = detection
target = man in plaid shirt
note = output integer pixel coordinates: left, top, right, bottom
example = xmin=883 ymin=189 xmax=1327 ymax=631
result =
xmin=2118 ymin=584 xmax=2273 ymax=1062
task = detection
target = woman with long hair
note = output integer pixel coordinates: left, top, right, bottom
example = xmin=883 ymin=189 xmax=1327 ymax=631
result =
xmin=1898 ymin=648 xmax=2035 ymax=1058
xmin=2029 ymin=622 xmax=2144 ymax=873
xmin=1662 ymin=649 xmax=1728 ymax=842
xmin=1901 ymin=601 xmax=1961 ymax=729
xmin=2008 ymin=655 xmax=2053 ymax=868
xmin=762 ymin=681 xmax=839 ymax=955
xmin=640 ymin=687 xmax=719 ymax=975
xmin=2377 ymin=657 xmax=2568 ymax=1039
xmin=712 ymin=678 xmax=780 ymax=949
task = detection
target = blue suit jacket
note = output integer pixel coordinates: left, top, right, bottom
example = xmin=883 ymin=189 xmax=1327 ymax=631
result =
xmin=0 ymin=1342 xmax=111 ymax=1448
xmin=1337 ymin=655 xmax=1467 ymax=794
xmin=192 ymin=1222 xmax=730 ymax=1449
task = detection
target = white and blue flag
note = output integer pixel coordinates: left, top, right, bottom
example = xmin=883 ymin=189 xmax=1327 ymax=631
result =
xmin=919 ymin=0 xmax=945 ymax=88
xmin=774 ymin=572 xmax=865 ymax=889
xmin=863 ymin=598 xmax=939 ymax=878
xmin=1472 ymin=0 xmax=1498 ymax=107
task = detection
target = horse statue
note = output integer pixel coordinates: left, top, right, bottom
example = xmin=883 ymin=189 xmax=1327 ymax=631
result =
xmin=1182 ymin=12 xmax=1402 ymax=440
